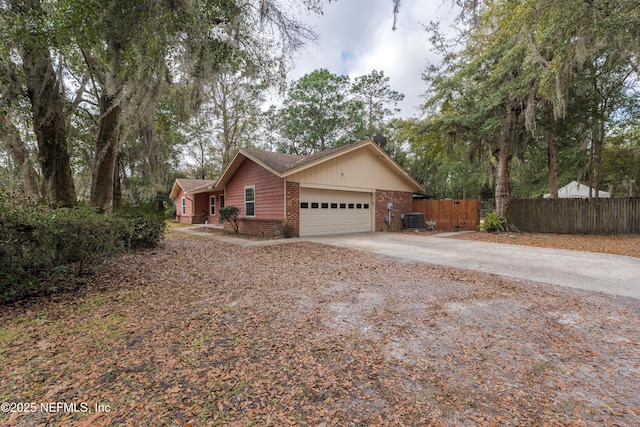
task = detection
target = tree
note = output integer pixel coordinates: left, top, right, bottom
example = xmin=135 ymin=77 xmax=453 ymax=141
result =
xmin=269 ymin=68 xmax=406 ymax=154
xmin=351 ymin=70 xmax=404 ymax=137
xmin=2 ymin=0 xmax=77 ymax=207
xmin=420 ymin=0 xmax=640 ymax=218
xmin=422 ymin=0 xmax=533 ymax=217
xmin=517 ymin=0 xmax=638 ymax=199
xmin=270 ymin=69 xmax=364 ymax=154
xmin=0 ymin=110 xmax=40 ymax=197
xmin=205 ymin=66 xmax=267 ymax=169
xmin=1 ymin=0 xmax=321 ymax=210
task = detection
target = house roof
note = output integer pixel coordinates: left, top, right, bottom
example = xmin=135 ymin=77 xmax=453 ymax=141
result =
xmin=543 ymin=180 xmax=611 ymax=198
xmin=169 ymin=178 xmax=216 ymax=198
xmin=239 ymin=149 xmax=304 ymax=174
xmin=240 ymin=142 xmax=369 ymax=174
xmin=182 ymin=140 xmax=423 ymax=195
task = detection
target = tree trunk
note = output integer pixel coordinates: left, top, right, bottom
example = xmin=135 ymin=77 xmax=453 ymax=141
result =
xmin=544 ymin=102 xmax=559 ymax=198
xmin=493 ymin=100 xmax=521 ymax=219
xmin=113 ymin=154 xmax=123 ymax=209
xmin=633 ymin=154 xmax=640 ymax=198
xmin=591 ymin=119 xmax=605 ymax=199
xmin=1 ymin=114 xmax=41 ymax=197
xmin=16 ymin=0 xmax=76 ymax=207
xmin=90 ymin=92 xmax=121 ymax=211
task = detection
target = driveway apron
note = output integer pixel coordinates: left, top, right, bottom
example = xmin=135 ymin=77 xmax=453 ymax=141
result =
xmin=304 ymin=233 xmax=640 ymax=300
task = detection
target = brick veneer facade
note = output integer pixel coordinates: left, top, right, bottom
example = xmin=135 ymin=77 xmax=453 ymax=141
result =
xmin=375 ymin=190 xmax=414 ymax=232
xmin=285 ymin=182 xmax=300 ymax=237
xmin=220 ymin=187 xmax=412 ymax=236
xmin=224 ymin=218 xmax=287 ymax=237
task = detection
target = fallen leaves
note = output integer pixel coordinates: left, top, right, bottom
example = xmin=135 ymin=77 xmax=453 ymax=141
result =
xmin=0 ymin=232 xmax=638 ymax=426
xmin=449 ymin=231 xmax=640 ymax=258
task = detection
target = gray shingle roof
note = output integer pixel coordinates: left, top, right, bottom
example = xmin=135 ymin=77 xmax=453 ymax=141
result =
xmin=240 ymin=149 xmax=304 ymax=174
xmin=242 ymin=141 xmax=366 ymax=174
xmin=176 ymin=178 xmax=215 ymax=192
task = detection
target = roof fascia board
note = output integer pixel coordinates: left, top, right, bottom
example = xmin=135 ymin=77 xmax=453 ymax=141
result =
xmin=169 ymin=181 xmax=183 ymax=199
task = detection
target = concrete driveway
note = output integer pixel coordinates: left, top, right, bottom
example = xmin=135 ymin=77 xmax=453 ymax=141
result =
xmin=304 ymin=232 xmax=640 ymax=300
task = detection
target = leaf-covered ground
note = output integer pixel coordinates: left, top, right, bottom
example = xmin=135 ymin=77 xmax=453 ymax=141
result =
xmin=448 ymin=231 xmax=640 ymax=258
xmin=1 ymin=229 xmax=639 ymax=426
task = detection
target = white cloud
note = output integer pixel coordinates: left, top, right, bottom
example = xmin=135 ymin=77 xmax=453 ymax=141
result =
xmin=286 ymin=0 xmax=458 ymax=118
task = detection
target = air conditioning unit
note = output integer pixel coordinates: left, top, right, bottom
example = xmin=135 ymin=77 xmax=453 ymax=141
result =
xmin=404 ymin=212 xmax=424 ymax=229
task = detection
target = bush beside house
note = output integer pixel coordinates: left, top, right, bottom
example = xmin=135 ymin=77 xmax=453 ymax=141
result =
xmin=0 ymin=190 xmax=166 ymax=304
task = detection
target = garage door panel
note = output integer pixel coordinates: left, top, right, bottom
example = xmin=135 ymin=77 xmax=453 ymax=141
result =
xmin=300 ymin=188 xmax=372 ymax=236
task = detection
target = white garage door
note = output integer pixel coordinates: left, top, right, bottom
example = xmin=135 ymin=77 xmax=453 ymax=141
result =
xmin=299 ymin=188 xmax=373 ymax=237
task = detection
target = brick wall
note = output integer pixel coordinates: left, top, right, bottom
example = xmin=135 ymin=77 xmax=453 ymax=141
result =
xmin=375 ymin=190 xmax=413 ymax=232
xmin=223 ymin=218 xmax=286 ymax=237
xmin=285 ymin=182 xmax=300 ymax=237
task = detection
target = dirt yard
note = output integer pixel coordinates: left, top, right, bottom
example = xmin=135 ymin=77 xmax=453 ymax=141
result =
xmin=448 ymin=231 xmax=640 ymax=258
xmin=1 ymin=229 xmax=638 ymax=426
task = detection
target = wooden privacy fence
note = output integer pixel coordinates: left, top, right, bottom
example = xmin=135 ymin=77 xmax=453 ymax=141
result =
xmin=412 ymin=199 xmax=480 ymax=231
xmin=510 ymin=198 xmax=640 ymax=234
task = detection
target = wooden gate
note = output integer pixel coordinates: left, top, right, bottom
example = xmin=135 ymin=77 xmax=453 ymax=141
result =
xmin=412 ymin=199 xmax=480 ymax=231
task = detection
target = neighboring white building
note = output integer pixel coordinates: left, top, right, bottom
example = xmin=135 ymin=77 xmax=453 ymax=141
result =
xmin=544 ymin=181 xmax=611 ymax=198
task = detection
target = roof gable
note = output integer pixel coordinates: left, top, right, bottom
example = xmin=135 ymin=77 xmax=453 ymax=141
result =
xmin=240 ymin=149 xmax=303 ymax=174
xmin=170 ymin=178 xmax=216 ymax=198
xmin=287 ymin=143 xmax=423 ymax=192
xmin=544 ymin=180 xmax=611 ymax=198
xmin=210 ymin=140 xmax=423 ymax=193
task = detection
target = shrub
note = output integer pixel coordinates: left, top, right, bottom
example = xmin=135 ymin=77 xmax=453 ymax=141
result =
xmin=114 ymin=204 xmax=166 ymax=249
xmin=479 ymin=211 xmax=507 ymax=233
xmin=165 ymin=205 xmax=177 ymax=220
xmin=219 ymin=206 xmax=240 ymax=233
xmin=0 ymin=190 xmax=166 ymax=304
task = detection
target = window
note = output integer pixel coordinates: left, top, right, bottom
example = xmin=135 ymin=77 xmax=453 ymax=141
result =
xmin=244 ymin=186 xmax=255 ymax=217
xmin=181 ymin=197 xmax=186 ymax=215
xmin=300 ymin=202 xmax=309 ymax=209
xmin=348 ymin=203 xmax=355 ymax=209
xmin=331 ymin=203 xmax=338 ymax=209
xmin=311 ymin=202 xmax=319 ymax=209
xmin=219 ymin=194 xmax=225 ymax=208
xmin=364 ymin=203 xmax=370 ymax=209
xmin=356 ymin=203 xmax=362 ymax=209
xmin=321 ymin=202 xmax=329 ymax=209
xmin=340 ymin=203 xmax=346 ymax=209
xmin=210 ymin=196 xmax=216 ymax=215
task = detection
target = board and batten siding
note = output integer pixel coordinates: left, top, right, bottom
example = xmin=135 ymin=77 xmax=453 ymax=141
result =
xmin=225 ymin=158 xmax=285 ymax=219
xmin=288 ymin=146 xmax=413 ymax=192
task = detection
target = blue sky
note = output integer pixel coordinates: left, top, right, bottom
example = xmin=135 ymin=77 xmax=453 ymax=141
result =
xmin=287 ymin=0 xmax=459 ymax=118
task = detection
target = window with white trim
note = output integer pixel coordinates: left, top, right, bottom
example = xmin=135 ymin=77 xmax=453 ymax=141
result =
xmin=210 ymin=196 xmax=216 ymax=215
xmin=181 ymin=197 xmax=186 ymax=215
xmin=244 ymin=186 xmax=255 ymax=217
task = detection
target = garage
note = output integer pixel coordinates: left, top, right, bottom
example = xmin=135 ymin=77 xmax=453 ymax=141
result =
xmin=299 ymin=188 xmax=373 ymax=236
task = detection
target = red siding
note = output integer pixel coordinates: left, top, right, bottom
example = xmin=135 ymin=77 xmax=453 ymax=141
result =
xmin=174 ymin=189 xmax=192 ymax=223
xmin=225 ymin=159 xmax=285 ymax=219
xmin=205 ymin=191 xmax=224 ymax=224
xmin=174 ymin=188 xmax=212 ymax=224
xmin=192 ymin=193 xmax=209 ymax=223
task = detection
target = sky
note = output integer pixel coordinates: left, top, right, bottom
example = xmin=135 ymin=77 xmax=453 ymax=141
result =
xmin=285 ymin=0 xmax=460 ymax=119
